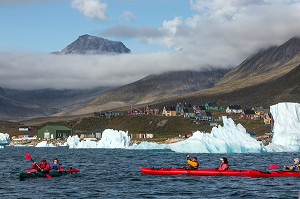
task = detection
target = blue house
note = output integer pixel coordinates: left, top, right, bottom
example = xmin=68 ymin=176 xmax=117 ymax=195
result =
xmin=197 ymin=111 xmax=213 ymax=122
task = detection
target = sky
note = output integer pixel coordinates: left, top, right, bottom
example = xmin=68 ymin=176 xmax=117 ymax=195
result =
xmin=0 ymin=0 xmax=300 ymax=90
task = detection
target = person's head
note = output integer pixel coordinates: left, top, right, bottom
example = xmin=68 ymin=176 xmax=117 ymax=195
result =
xmin=192 ymin=156 xmax=198 ymax=161
xmin=220 ymin=157 xmax=228 ymax=164
xmin=53 ymin=158 xmax=59 ymax=164
xmin=41 ymin=158 xmax=47 ymax=163
xmin=294 ymin=158 xmax=299 ymax=164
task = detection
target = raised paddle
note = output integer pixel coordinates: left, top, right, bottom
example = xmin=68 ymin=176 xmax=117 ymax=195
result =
xmin=24 ymin=153 xmax=52 ymax=178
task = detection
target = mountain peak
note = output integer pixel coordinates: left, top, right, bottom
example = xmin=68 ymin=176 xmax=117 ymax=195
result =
xmin=56 ymin=34 xmax=131 ymax=55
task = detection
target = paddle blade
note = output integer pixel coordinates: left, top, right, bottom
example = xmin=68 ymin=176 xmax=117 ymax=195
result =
xmin=66 ymin=168 xmax=80 ymax=173
xmin=25 ymin=169 xmax=38 ymax=173
xmin=45 ymin=174 xmax=52 ymax=179
xmin=268 ymin=165 xmax=280 ymax=170
xmin=24 ymin=153 xmax=32 ymax=161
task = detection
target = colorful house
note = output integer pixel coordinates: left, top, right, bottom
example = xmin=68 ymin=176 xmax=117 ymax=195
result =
xmin=205 ymin=103 xmax=224 ymax=111
xmin=128 ymin=108 xmax=143 ymax=115
xmin=162 ymin=106 xmax=177 ymax=116
xmin=145 ymin=106 xmax=160 ymax=115
xmin=226 ymin=105 xmax=243 ymax=114
xmin=197 ymin=111 xmax=213 ymax=122
xmin=38 ymin=125 xmax=71 ymax=140
xmin=183 ymin=107 xmax=196 ymax=119
xmin=240 ymin=109 xmax=259 ymax=120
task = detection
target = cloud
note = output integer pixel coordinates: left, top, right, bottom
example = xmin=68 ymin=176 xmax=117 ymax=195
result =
xmin=119 ymin=11 xmax=136 ymax=23
xmin=0 ymin=51 xmax=212 ymax=90
xmin=104 ymin=0 xmax=300 ymax=66
xmin=71 ymin=0 xmax=107 ymax=21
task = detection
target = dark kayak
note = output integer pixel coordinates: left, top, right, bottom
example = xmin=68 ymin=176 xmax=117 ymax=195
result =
xmin=140 ymin=168 xmax=300 ymax=178
xmin=19 ymin=168 xmax=80 ymax=181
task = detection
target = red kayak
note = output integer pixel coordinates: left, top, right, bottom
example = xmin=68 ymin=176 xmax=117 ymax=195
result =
xmin=140 ymin=168 xmax=300 ymax=178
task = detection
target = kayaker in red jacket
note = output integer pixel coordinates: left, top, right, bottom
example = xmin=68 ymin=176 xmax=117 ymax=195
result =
xmin=32 ymin=158 xmax=51 ymax=172
xmin=186 ymin=154 xmax=199 ymax=170
xmin=217 ymin=157 xmax=229 ymax=171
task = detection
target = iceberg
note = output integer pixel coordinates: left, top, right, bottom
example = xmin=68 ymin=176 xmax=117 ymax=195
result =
xmin=35 ymin=141 xmax=56 ymax=147
xmin=66 ymin=129 xmax=131 ymax=149
xmin=169 ymin=116 xmax=265 ymax=153
xmin=0 ymin=133 xmax=10 ymax=148
xmin=268 ymin=102 xmax=300 ymax=151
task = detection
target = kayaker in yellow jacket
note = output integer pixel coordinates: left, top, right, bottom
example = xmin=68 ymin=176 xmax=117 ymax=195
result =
xmin=284 ymin=158 xmax=300 ymax=171
xmin=186 ymin=154 xmax=199 ymax=170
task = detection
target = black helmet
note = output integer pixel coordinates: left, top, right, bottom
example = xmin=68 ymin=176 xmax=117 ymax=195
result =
xmin=41 ymin=158 xmax=47 ymax=162
xmin=192 ymin=156 xmax=198 ymax=160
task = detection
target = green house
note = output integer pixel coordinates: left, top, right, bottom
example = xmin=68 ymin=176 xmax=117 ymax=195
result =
xmin=38 ymin=125 xmax=71 ymax=140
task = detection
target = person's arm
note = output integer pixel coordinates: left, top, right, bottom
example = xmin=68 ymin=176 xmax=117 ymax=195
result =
xmin=32 ymin=163 xmax=38 ymax=169
xmin=284 ymin=165 xmax=293 ymax=171
xmin=44 ymin=163 xmax=51 ymax=171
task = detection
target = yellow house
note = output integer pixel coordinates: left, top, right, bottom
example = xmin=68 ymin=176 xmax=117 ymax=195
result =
xmin=162 ymin=106 xmax=177 ymax=116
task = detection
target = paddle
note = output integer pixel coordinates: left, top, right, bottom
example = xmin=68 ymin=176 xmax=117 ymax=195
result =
xmin=24 ymin=153 xmax=52 ymax=178
xmin=268 ymin=165 xmax=280 ymax=170
xmin=66 ymin=168 xmax=80 ymax=173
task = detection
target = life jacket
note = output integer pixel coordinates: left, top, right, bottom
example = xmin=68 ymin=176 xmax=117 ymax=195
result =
xmin=293 ymin=163 xmax=300 ymax=171
xmin=218 ymin=163 xmax=229 ymax=171
xmin=32 ymin=162 xmax=51 ymax=172
xmin=187 ymin=159 xmax=199 ymax=170
xmin=51 ymin=163 xmax=63 ymax=170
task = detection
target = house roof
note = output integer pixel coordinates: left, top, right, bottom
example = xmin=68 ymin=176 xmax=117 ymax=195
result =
xmin=228 ymin=105 xmax=242 ymax=110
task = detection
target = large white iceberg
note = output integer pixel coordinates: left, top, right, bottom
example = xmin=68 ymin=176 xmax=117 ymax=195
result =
xmin=169 ymin=116 xmax=265 ymax=153
xmin=0 ymin=133 xmax=10 ymax=148
xmin=268 ymin=102 xmax=300 ymax=151
xmin=66 ymin=129 xmax=131 ymax=149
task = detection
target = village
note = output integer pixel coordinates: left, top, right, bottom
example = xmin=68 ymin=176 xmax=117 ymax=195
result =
xmin=8 ymin=102 xmax=273 ymax=147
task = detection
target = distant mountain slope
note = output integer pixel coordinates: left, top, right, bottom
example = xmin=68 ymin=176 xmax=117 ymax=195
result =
xmin=0 ymin=86 xmax=113 ymax=120
xmin=160 ymin=63 xmax=300 ymax=109
xmin=66 ymin=69 xmax=230 ymax=115
xmin=220 ymin=37 xmax=300 ymax=82
xmin=54 ymin=34 xmax=131 ymax=55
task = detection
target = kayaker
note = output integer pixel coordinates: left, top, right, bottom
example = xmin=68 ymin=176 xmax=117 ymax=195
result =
xmin=32 ymin=158 xmax=51 ymax=173
xmin=51 ymin=158 xmax=64 ymax=171
xmin=217 ymin=157 xmax=229 ymax=171
xmin=284 ymin=158 xmax=300 ymax=171
xmin=186 ymin=154 xmax=199 ymax=170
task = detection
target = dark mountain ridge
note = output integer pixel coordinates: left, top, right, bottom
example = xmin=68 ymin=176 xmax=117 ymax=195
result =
xmin=220 ymin=37 xmax=300 ymax=82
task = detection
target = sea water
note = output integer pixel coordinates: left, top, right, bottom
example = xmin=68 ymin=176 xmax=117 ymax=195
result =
xmin=0 ymin=147 xmax=299 ymax=198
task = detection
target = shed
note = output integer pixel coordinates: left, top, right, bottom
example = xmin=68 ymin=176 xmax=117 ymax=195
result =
xmin=38 ymin=125 xmax=71 ymax=140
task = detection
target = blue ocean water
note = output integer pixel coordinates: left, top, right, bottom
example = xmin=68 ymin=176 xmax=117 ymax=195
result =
xmin=0 ymin=147 xmax=299 ymax=198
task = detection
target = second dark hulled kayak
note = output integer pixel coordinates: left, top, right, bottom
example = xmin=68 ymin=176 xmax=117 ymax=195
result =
xmin=140 ymin=168 xmax=300 ymax=178
xmin=19 ymin=168 xmax=80 ymax=181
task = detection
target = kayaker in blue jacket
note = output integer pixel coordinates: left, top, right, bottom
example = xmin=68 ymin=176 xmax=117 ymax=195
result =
xmin=186 ymin=154 xmax=199 ymax=170
xmin=284 ymin=158 xmax=300 ymax=171
xmin=51 ymin=158 xmax=63 ymax=171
